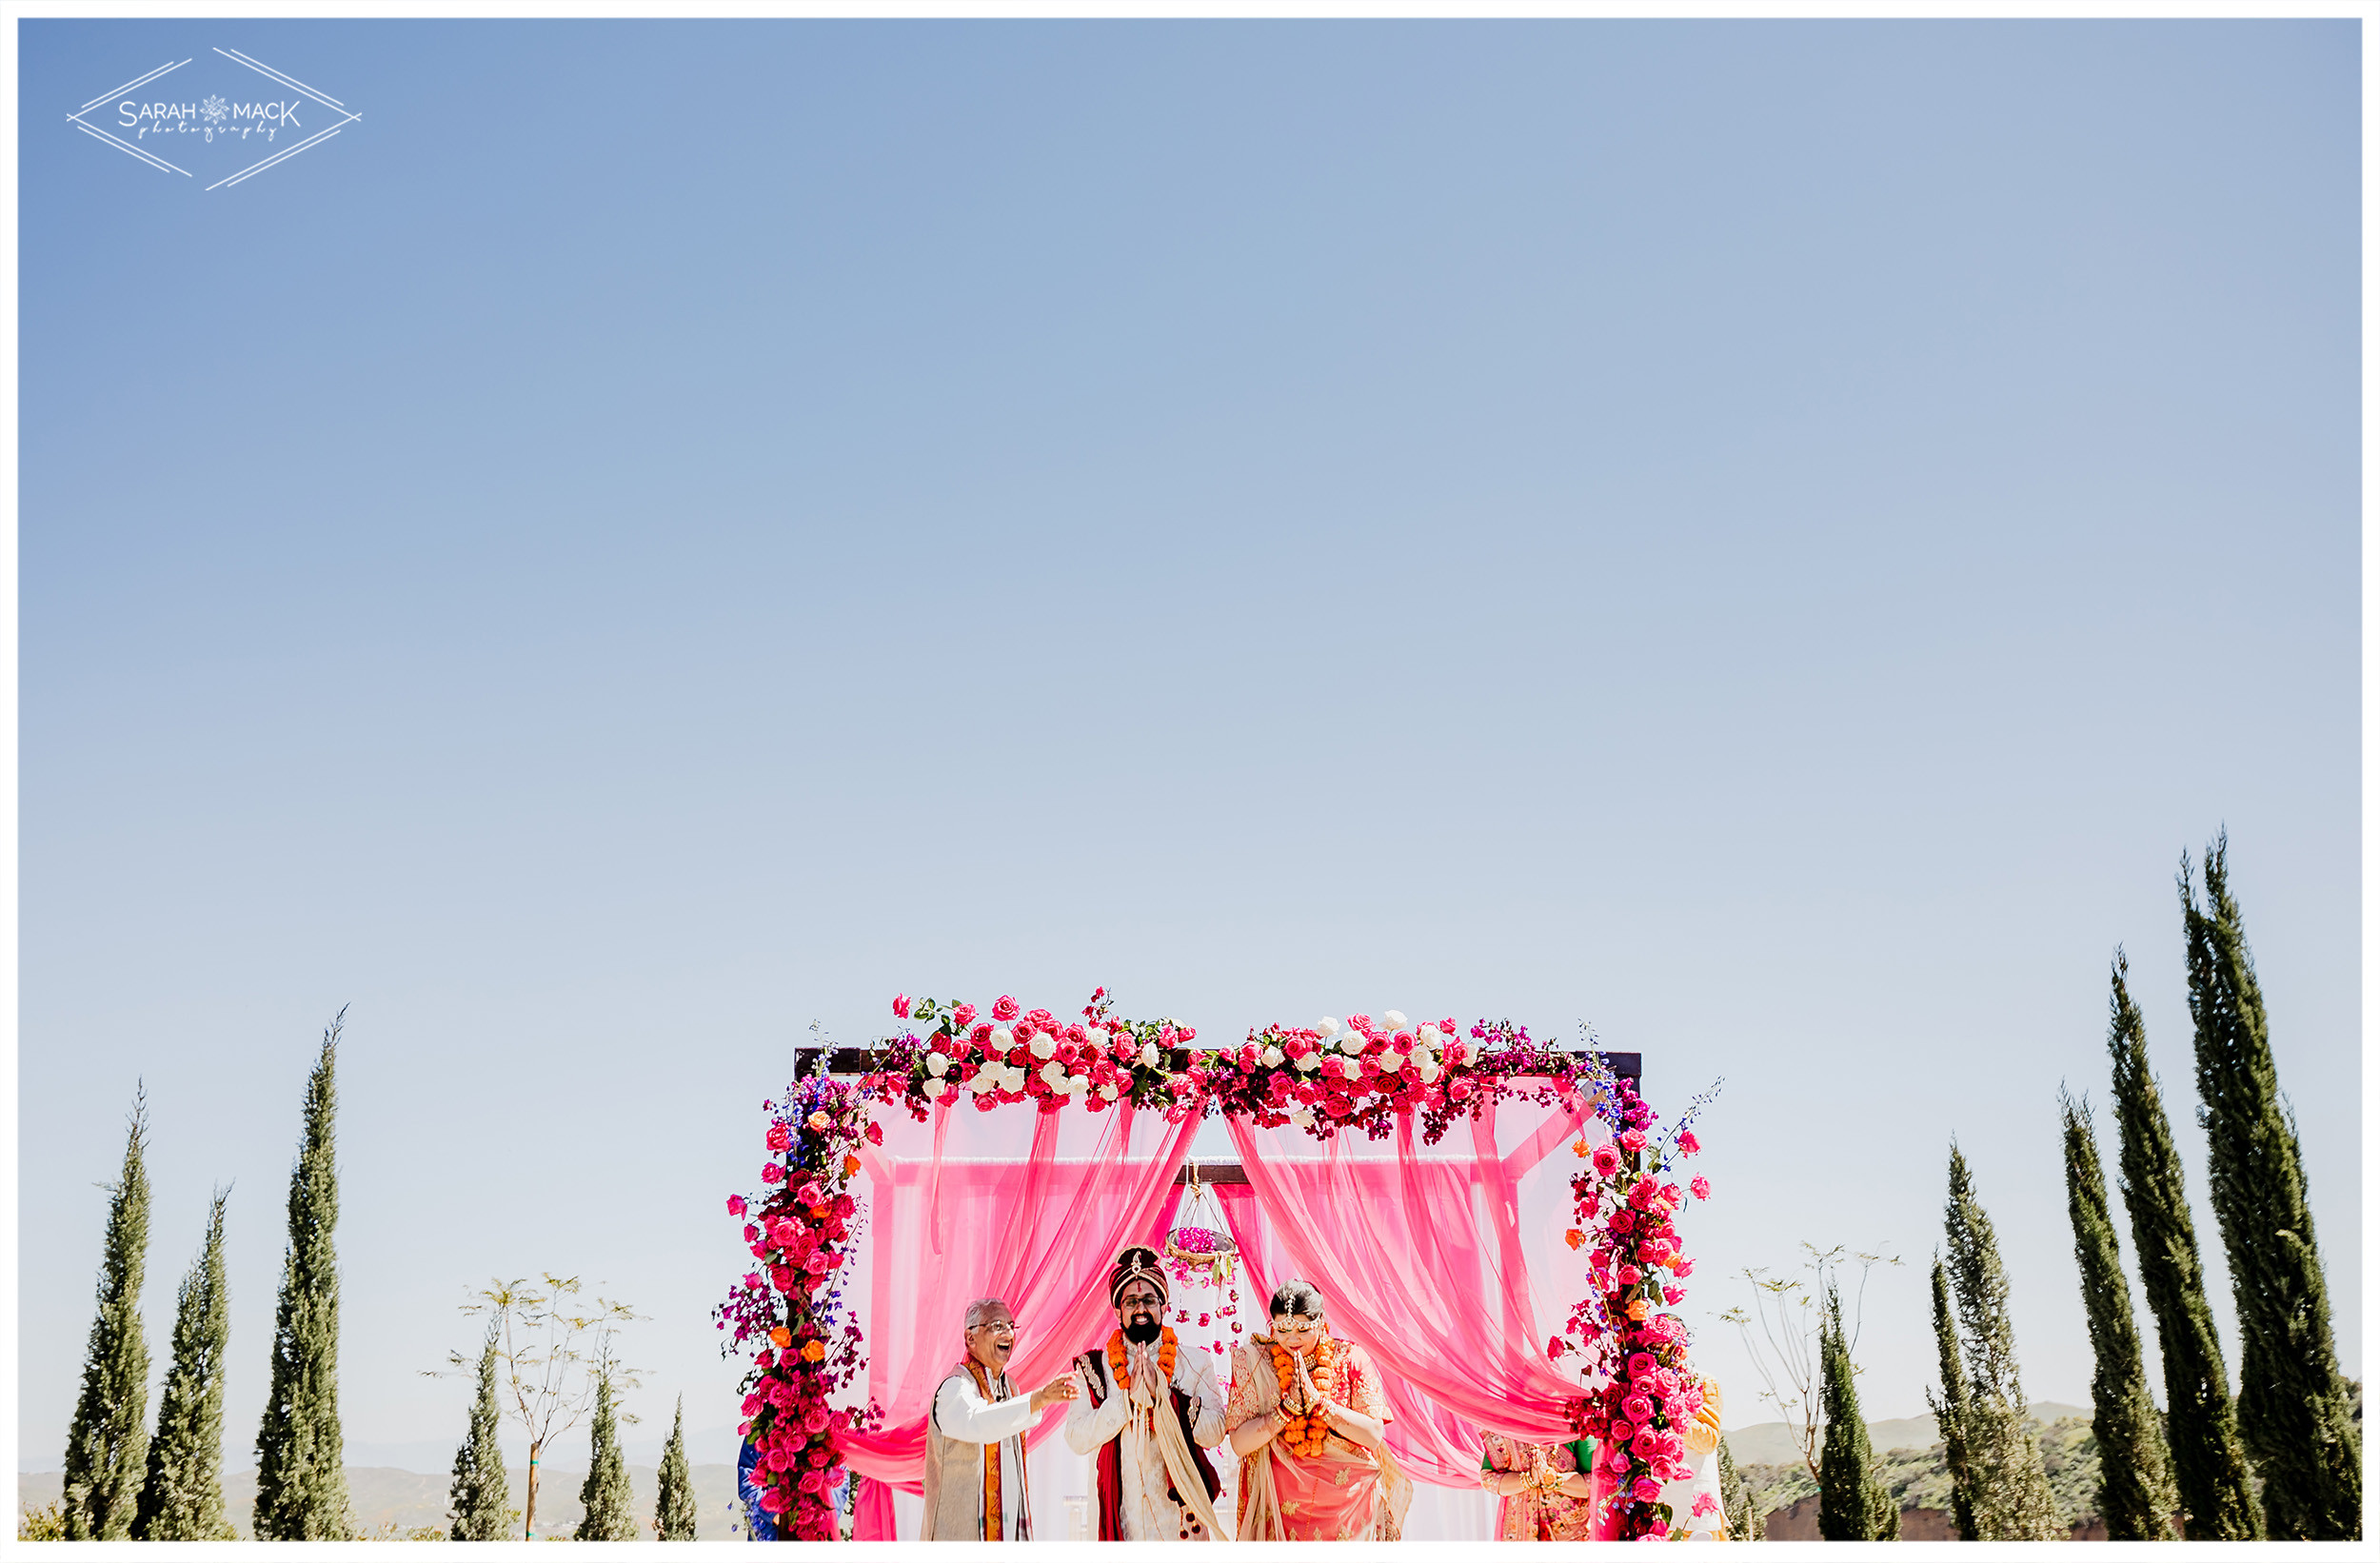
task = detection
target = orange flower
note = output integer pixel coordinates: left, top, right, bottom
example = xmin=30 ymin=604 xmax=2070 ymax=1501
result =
xmin=769 ymin=1326 xmax=792 ymax=1350
xmin=801 ymin=1339 xmax=826 ymax=1362
xmin=1571 ymin=1138 xmax=1589 ymax=1157
xmin=1626 ymin=1297 xmax=1651 ymax=1322
xmin=1564 ymin=1229 xmax=1586 ymax=1250
xmin=843 ymin=1155 xmax=863 ymax=1177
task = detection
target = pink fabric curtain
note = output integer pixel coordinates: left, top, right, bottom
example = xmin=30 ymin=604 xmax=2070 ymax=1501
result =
xmin=1219 ymin=1090 xmax=1602 ymax=1486
xmin=840 ymin=1097 xmax=1199 ymax=1537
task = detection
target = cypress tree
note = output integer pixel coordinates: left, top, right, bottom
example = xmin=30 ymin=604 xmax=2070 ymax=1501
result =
xmin=1815 ymin=1283 xmax=1897 ymax=1539
xmin=575 ymin=1371 xmax=638 ymax=1540
xmin=1924 ymin=1256 xmax=1977 ymax=1540
xmin=2104 ymin=949 xmax=2258 ymax=1539
xmin=61 ymin=1090 xmax=152 ymax=1540
xmin=655 ymin=1395 xmax=698 ymax=1540
xmin=133 ymin=1186 xmax=236 ymax=1539
xmin=253 ymin=1014 xmax=354 ymax=1540
xmin=448 ymin=1322 xmax=508 ymax=1540
xmin=2181 ymin=838 xmax=2362 ymax=1539
xmin=1942 ymin=1142 xmax=2064 ymax=1540
xmin=2058 ymin=1090 xmax=2176 ymax=1539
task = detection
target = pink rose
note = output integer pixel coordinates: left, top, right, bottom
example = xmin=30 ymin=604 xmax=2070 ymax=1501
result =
xmin=992 ymin=995 xmax=1021 ymax=1022
xmin=1591 ymin=1144 xmax=1622 ymax=1178
xmin=1618 ymin=1128 xmax=1647 ymax=1153
xmin=1627 ymin=1351 xmax=1657 ymax=1378
xmin=1617 ymin=1264 xmax=1642 ymax=1285
xmin=1622 ymin=1395 xmax=1655 ymax=1423
xmin=727 ymin=1195 xmax=747 ymax=1217
xmin=1449 ymin=1079 xmax=1474 ymax=1100
xmin=766 ymin=1123 xmax=792 ymax=1152
xmin=1693 ymin=1492 xmax=1718 ymax=1518
xmin=1677 ymin=1129 xmax=1700 ymax=1155
xmin=759 ymin=1488 xmax=790 ymax=1514
xmin=1664 ymin=1286 xmax=1684 ymax=1305
xmin=1691 ymin=1175 xmax=1712 ymax=1200
xmin=892 ymin=994 xmax=911 ymax=1019
xmin=1606 ymin=1419 xmax=1634 ymax=1446
xmin=1672 ymin=1256 xmax=1696 ymax=1279
xmin=1632 ymin=1476 xmax=1663 ymax=1505
xmin=1609 ymin=1209 xmax=1635 ymax=1234
xmin=953 ymin=1002 xmax=978 ymax=1029
xmin=761 ymin=1163 xmax=784 ymax=1183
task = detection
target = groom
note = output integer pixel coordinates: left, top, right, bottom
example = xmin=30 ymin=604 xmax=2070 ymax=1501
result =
xmin=1065 ymin=1246 xmax=1226 ymax=1541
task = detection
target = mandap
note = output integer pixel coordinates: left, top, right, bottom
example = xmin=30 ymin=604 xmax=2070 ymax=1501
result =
xmin=715 ymin=990 xmax=1719 ymax=1542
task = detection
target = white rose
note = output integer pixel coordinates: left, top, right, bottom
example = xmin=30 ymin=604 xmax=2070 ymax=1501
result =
xmin=1261 ymin=1045 xmax=1284 ymax=1068
xmin=1317 ymin=1017 xmax=1341 ymax=1038
xmin=922 ymin=1077 xmax=948 ymax=1099
xmin=1383 ymin=1010 xmax=1409 ymax=1029
xmin=925 ymin=1052 xmax=949 ymax=1078
xmin=987 ymin=1026 xmax=1013 ymax=1054
xmin=1340 ymin=1057 xmax=1363 ymax=1081
xmin=1378 ymin=1052 xmax=1403 ymax=1073
xmin=1417 ymin=1024 xmax=1440 ymax=1046
xmin=1340 ymin=1033 xmax=1365 ymax=1053
xmin=1415 ymin=1059 xmax=1441 ymax=1084
xmin=967 ymin=1070 xmax=996 ymax=1095
xmin=1040 ymin=1059 xmax=1067 ymax=1089
xmin=1295 ymin=1053 xmax=1319 ymax=1073
xmin=1031 ymin=1033 xmax=1058 ymax=1060
xmin=1098 ymin=1081 xmax=1118 ymax=1101
xmin=1289 ymin=1106 xmax=1315 ymax=1128
xmin=1139 ymin=1041 xmax=1161 ymax=1070
xmin=1066 ymin=1074 xmax=1089 ymax=1096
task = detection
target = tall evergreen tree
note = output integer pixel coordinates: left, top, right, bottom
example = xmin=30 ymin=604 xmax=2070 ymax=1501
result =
xmin=1925 ymin=1256 xmax=1977 ymax=1540
xmin=134 ymin=1187 xmax=236 ymax=1539
xmin=253 ymin=1014 xmax=354 ymax=1540
xmin=1942 ymin=1142 xmax=2064 ymax=1540
xmin=2058 ymin=1090 xmax=2176 ymax=1540
xmin=1816 ymin=1283 xmax=1897 ymax=1539
xmin=61 ymin=1091 xmax=152 ymax=1540
xmin=654 ymin=1395 xmax=698 ymax=1540
xmin=2104 ymin=949 xmax=2259 ymax=1539
xmin=448 ymin=1322 xmax=508 ymax=1540
xmin=574 ymin=1372 xmax=638 ymax=1541
xmin=2181 ymin=838 xmax=2362 ymax=1539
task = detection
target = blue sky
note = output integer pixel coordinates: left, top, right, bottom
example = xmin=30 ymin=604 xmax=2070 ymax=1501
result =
xmin=17 ymin=18 xmax=2359 ymax=1474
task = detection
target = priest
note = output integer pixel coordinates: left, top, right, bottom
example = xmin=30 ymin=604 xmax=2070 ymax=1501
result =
xmin=1064 ymin=1246 xmax=1227 ymax=1541
xmin=923 ymin=1296 xmax=1078 ymax=1540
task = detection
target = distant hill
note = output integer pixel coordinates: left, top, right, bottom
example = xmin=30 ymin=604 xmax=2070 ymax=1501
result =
xmin=20 ymin=1463 xmax=746 ymax=1541
xmin=1721 ymin=1402 xmax=2089 ymax=1470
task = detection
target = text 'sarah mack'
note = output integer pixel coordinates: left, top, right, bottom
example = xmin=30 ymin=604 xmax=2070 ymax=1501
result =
xmin=120 ymin=96 xmax=302 ymax=142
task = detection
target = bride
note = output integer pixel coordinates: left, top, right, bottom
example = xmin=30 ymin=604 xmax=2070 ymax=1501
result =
xmin=1222 ymin=1280 xmax=1412 ymax=1540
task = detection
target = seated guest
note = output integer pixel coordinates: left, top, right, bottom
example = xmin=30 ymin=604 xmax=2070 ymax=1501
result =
xmin=1064 ymin=1246 xmax=1226 ymax=1541
xmin=923 ymin=1296 xmax=1078 ymax=1540
xmin=1478 ymin=1433 xmax=1597 ymax=1541
xmin=1221 ymin=1279 xmax=1412 ymax=1541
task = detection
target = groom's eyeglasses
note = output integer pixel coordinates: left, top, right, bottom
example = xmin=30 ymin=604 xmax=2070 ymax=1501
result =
xmin=1119 ymin=1290 xmax=1163 ymax=1311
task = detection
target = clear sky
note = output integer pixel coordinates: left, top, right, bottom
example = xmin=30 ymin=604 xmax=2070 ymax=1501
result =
xmin=16 ymin=18 xmax=2359 ymax=1475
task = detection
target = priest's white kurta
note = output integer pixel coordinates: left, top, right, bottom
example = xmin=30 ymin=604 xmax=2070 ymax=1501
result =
xmin=924 ymin=1367 xmax=1034 ymax=1540
xmin=1063 ymin=1339 xmax=1227 ymax=1541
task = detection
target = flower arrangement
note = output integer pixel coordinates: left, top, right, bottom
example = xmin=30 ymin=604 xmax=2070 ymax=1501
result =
xmin=1198 ymin=1012 xmax=1593 ymax=1143
xmin=1556 ymin=1071 xmax=1721 ymax=1540
xmin=871 ymin=988 xmax=1202 ymax=1119
xmin=1161 ymin=1224 xmax=1238 ymax=1289
xmin=714 ymin=1071 xmax=882 ymax=1539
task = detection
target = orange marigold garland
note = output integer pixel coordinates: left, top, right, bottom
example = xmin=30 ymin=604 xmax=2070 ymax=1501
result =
xmin=1266 ymin=1335 xmax=1340 ymax=1458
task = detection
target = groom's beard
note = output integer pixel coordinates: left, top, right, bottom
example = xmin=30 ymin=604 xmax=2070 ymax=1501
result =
xmin=1122 ymin=1313 xmax=1161 ymax=1344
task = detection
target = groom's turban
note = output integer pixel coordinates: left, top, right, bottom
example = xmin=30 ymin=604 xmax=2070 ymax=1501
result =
xmin=1108 ymin=1246 xmax=1168 ymax=1306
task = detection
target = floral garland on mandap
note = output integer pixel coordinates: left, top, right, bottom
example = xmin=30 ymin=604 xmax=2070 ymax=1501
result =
xmin=1557 ymin=1070 xmax=1722 ymax=1540
xmin=713 ymin=1071 xmax=881 ymax=1538
xmin=872 ymin=988 xmax=1201 ymax=1118
xmin=1200 ymin=1014 xmax=1590 ymax=1143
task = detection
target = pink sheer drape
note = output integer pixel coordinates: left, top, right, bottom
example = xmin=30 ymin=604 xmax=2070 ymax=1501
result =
xmin=1220 ymin=1091 xmax=1601 ymax=1486
xmin=841 ymin=1097 xmax=1199 ymax=1537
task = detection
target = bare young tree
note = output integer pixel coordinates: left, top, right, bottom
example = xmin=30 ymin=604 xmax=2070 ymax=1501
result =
xmin=431 ymin=1276 xmax=640 ymax=1540
xmin=1718 ymin=1243 xmax=1901 ymax=1483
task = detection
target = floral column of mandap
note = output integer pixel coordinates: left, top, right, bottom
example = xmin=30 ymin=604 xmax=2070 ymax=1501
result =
xmin=714 ymin=1073 xmax=882 ymax=1538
